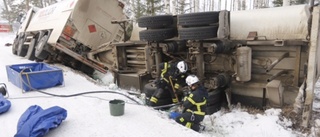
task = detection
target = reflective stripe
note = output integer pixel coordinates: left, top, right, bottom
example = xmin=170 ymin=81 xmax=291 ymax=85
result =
xmin=150 ymin=97 xmax=158 ymax=103
xmin=186 ymin=94 xmax=206 ymax=115
xmin=183 ymin=97 xmax=187 ymax=101
xmin=172 ymin=98 xmax=178 ymax=103
xmin=174 ymin=83 xmax=179 ymax=89
xmin=189 ymin=94 xmax=193 ymax=98
xmin=179 ymin=117 xmax=184 ymax=122
xmin=161 ymin=62 xmax=169 ymax=83
xmin=186 ymin=109 xmax=205 ymax=115
xmin=161 ymin=63 xmax=168 ymax=80
xmin=186 ymin=122 xmax=192 ymax=128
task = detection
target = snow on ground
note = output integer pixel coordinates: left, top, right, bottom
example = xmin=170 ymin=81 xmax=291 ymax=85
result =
xmin=0 ymin=32 xmax=316 ymax=137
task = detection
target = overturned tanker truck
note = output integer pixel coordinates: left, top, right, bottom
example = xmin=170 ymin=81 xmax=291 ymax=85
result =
xmin=108 ymin=4 xmax=320 ymax=127
xmin=11 ymin=0 xmax=320 ymax=127
xmin=12 ymin=0 xmax=127 ymax=75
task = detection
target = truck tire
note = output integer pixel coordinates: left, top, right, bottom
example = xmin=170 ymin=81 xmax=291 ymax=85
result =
xmin=80 ymin=64 xmax=94 ymax=75
xmin=139 ymin=28 xmax=175 ymax=41
xmin=17 ymin=38 xmax=28 ymax=57
xmin=26 ymin=38 xmax=36 ymax=61
xmin=178 ymin=26 xmax=218 ymax=40
xmin=35 ymin=35 xmax=50 ymax=60
xmin=207 ymin=89 xmax=222 ymax=106
xmin=143 ymin=82 xmax=173 ymax=107
xmin=143 ymin=82 xmax=157 ymax=98
xmin=12 ymin=37 xmax=19 ymax=55
xmin=178 ymin=12 xmax=219 ymax=27
xmin=138 ymin=15 xmax=174 ymax=29
xmin=206 ymin=103 xmax=222 ymax=115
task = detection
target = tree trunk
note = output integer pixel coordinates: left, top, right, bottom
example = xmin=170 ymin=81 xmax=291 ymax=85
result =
xmin=2 ymin=0 xmax=11 ymax=22
xmin=194 ymin=0 xmax=199 ymax=12
xmin=165 ymin=0 xmax=170 ymax=14
xmin=224 ymin=0 xmax=227 ymax=10
xmin=26 ymin=0 xmax=30 ymax=11
xmin=2 ymin=0 xmax=9 ymax=12
xmin=211 ymin=0 xmax=214 ymax=11
xmin=242 ymin=0 xmax=246 ymax=10
xmin=171 ymin=0 xmax=176 ymax=15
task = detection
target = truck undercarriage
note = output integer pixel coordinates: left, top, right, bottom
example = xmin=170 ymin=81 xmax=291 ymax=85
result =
xmin=105 ymin=5 xmax=320 ymax=128
xmin=10 ymin=0 xmax=320 ymax=128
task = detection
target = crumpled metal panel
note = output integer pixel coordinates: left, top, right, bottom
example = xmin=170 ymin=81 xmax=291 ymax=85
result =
xmin=230 ymin=5 xmax=310 ymax=40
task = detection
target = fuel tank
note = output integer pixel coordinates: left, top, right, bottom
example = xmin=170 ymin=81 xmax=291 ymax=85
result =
xmin=230 ymin=5 xmax=310 ymax=40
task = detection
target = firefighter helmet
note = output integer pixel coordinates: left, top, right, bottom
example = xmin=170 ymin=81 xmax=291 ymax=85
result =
xmin=186 ymin=75 xmax=199 ymax=86
xmin=177 ymin=61 xmax=188 ymax=73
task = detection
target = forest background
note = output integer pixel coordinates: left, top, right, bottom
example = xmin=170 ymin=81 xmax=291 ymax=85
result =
xmin=0 ymin=0 xmax=311 ymax=24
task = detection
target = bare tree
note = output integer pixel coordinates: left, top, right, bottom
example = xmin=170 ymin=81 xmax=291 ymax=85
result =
xmin=242 ymin=0 xmax=246 ymax=10
xmin=237 ymin=0 xmax=241 ymax=10
xmin=177 ymin=0 xmax=188 ymax=14
xmin=172 ymin=0 xmax=177 ymax=14
xmin=211 ymin=0 xmax=215 ymax=11
xmin=194 ymin=0 xmax=199 ymax=12
xmin=2 ymin=0 xmax=9 ymax=14
xmin=164 ymin=0 xmax=170 ymax=14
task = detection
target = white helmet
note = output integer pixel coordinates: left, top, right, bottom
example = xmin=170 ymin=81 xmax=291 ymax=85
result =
xmin=186 ymin=75 xmax=199 ymax=86
xmin=177 ymin=61 xmax=188 ymax=73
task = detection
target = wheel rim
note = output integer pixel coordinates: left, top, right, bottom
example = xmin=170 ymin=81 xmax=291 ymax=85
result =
xmin=36 ymin=37 xmax=45 ymax=52
xmin=18 ymin=38 xmax=23 ymax=52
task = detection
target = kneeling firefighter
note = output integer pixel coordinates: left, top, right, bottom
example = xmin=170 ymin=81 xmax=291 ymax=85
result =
xmin=175 ymin=75 xmax=208 ymax=132
xmin=149 ymin=61 xmax=188 ymax=106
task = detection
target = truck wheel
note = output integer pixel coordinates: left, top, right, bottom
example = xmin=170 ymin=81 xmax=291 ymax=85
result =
xmin=139 ymin=28 xmax=175 ymax=41
xmin=26 ymin=38 xmax=36 ymax=61
xmin=178 ymin=12 xmax=219 ymax=27
xmin=80 ymin=64 xmax=94 ymax=75
xmin=207 ymin=89 xmax=222 ymax=106
xmin=17 ymin=38 xmax=28 ymax=57
xmin=143 ymin=82 xmax=157 ymax=98
xmin=12 ymin=37 xmax=19 ymax=55
xmin=178 ymin=26 xmax=218 ymax=40
xmin=35 ymin=35 xmax=50 ymax=60
xmin=206 ymin=103 xmax=222 ymax=115
xmin=138 ymin=15 xmax=173 ymax=29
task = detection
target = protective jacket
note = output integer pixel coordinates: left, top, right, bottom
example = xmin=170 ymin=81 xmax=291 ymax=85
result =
xmin=150 ymin=62 xmax=187 ymax=106
xmin=176 ymin=85 xmax=208 ymax=132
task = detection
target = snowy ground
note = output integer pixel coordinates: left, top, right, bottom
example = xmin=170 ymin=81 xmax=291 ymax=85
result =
xmin=0 ymin=32 xmax=318 ymax=137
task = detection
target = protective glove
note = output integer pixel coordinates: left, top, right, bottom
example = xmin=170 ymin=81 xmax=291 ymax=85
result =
xmin=155 ymin=79 xmax=165 ymax=88
xmin=182 ymin=87 xmax=191 ymax=97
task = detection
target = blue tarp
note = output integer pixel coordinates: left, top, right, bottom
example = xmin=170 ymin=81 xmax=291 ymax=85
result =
xmin=15 ymin=105 xmax=67 ymax=137
xmin=169 ymin=112 xmax=181 ymax=119
xmin=6 ymin=63 xmax=64 ymax=91
xmin=0 ymin=94 xmax=11 ymax=114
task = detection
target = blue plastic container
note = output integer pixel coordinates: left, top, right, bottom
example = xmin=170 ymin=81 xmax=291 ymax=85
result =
xmin=6 ymin=63 xmax=64 ymax=92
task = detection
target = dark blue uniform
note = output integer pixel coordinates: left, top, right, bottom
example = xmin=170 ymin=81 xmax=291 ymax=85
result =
xmin=149 ymin=62 xmax=187 ymax=106
xmin=175 ymin=85 xmax=208 ymax=132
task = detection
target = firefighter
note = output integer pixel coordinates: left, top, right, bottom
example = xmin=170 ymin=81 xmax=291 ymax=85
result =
xmin=175 ymin=75 xmax=208 ymax=132
xmin=149 ymin=61 xmax=188 ymax=106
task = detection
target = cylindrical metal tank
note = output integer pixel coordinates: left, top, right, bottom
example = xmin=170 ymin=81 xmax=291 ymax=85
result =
xmin=236 ymin=46 xmax=252 ymax=82
xmin=230 ymin=5 xmax=310 ymax=40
